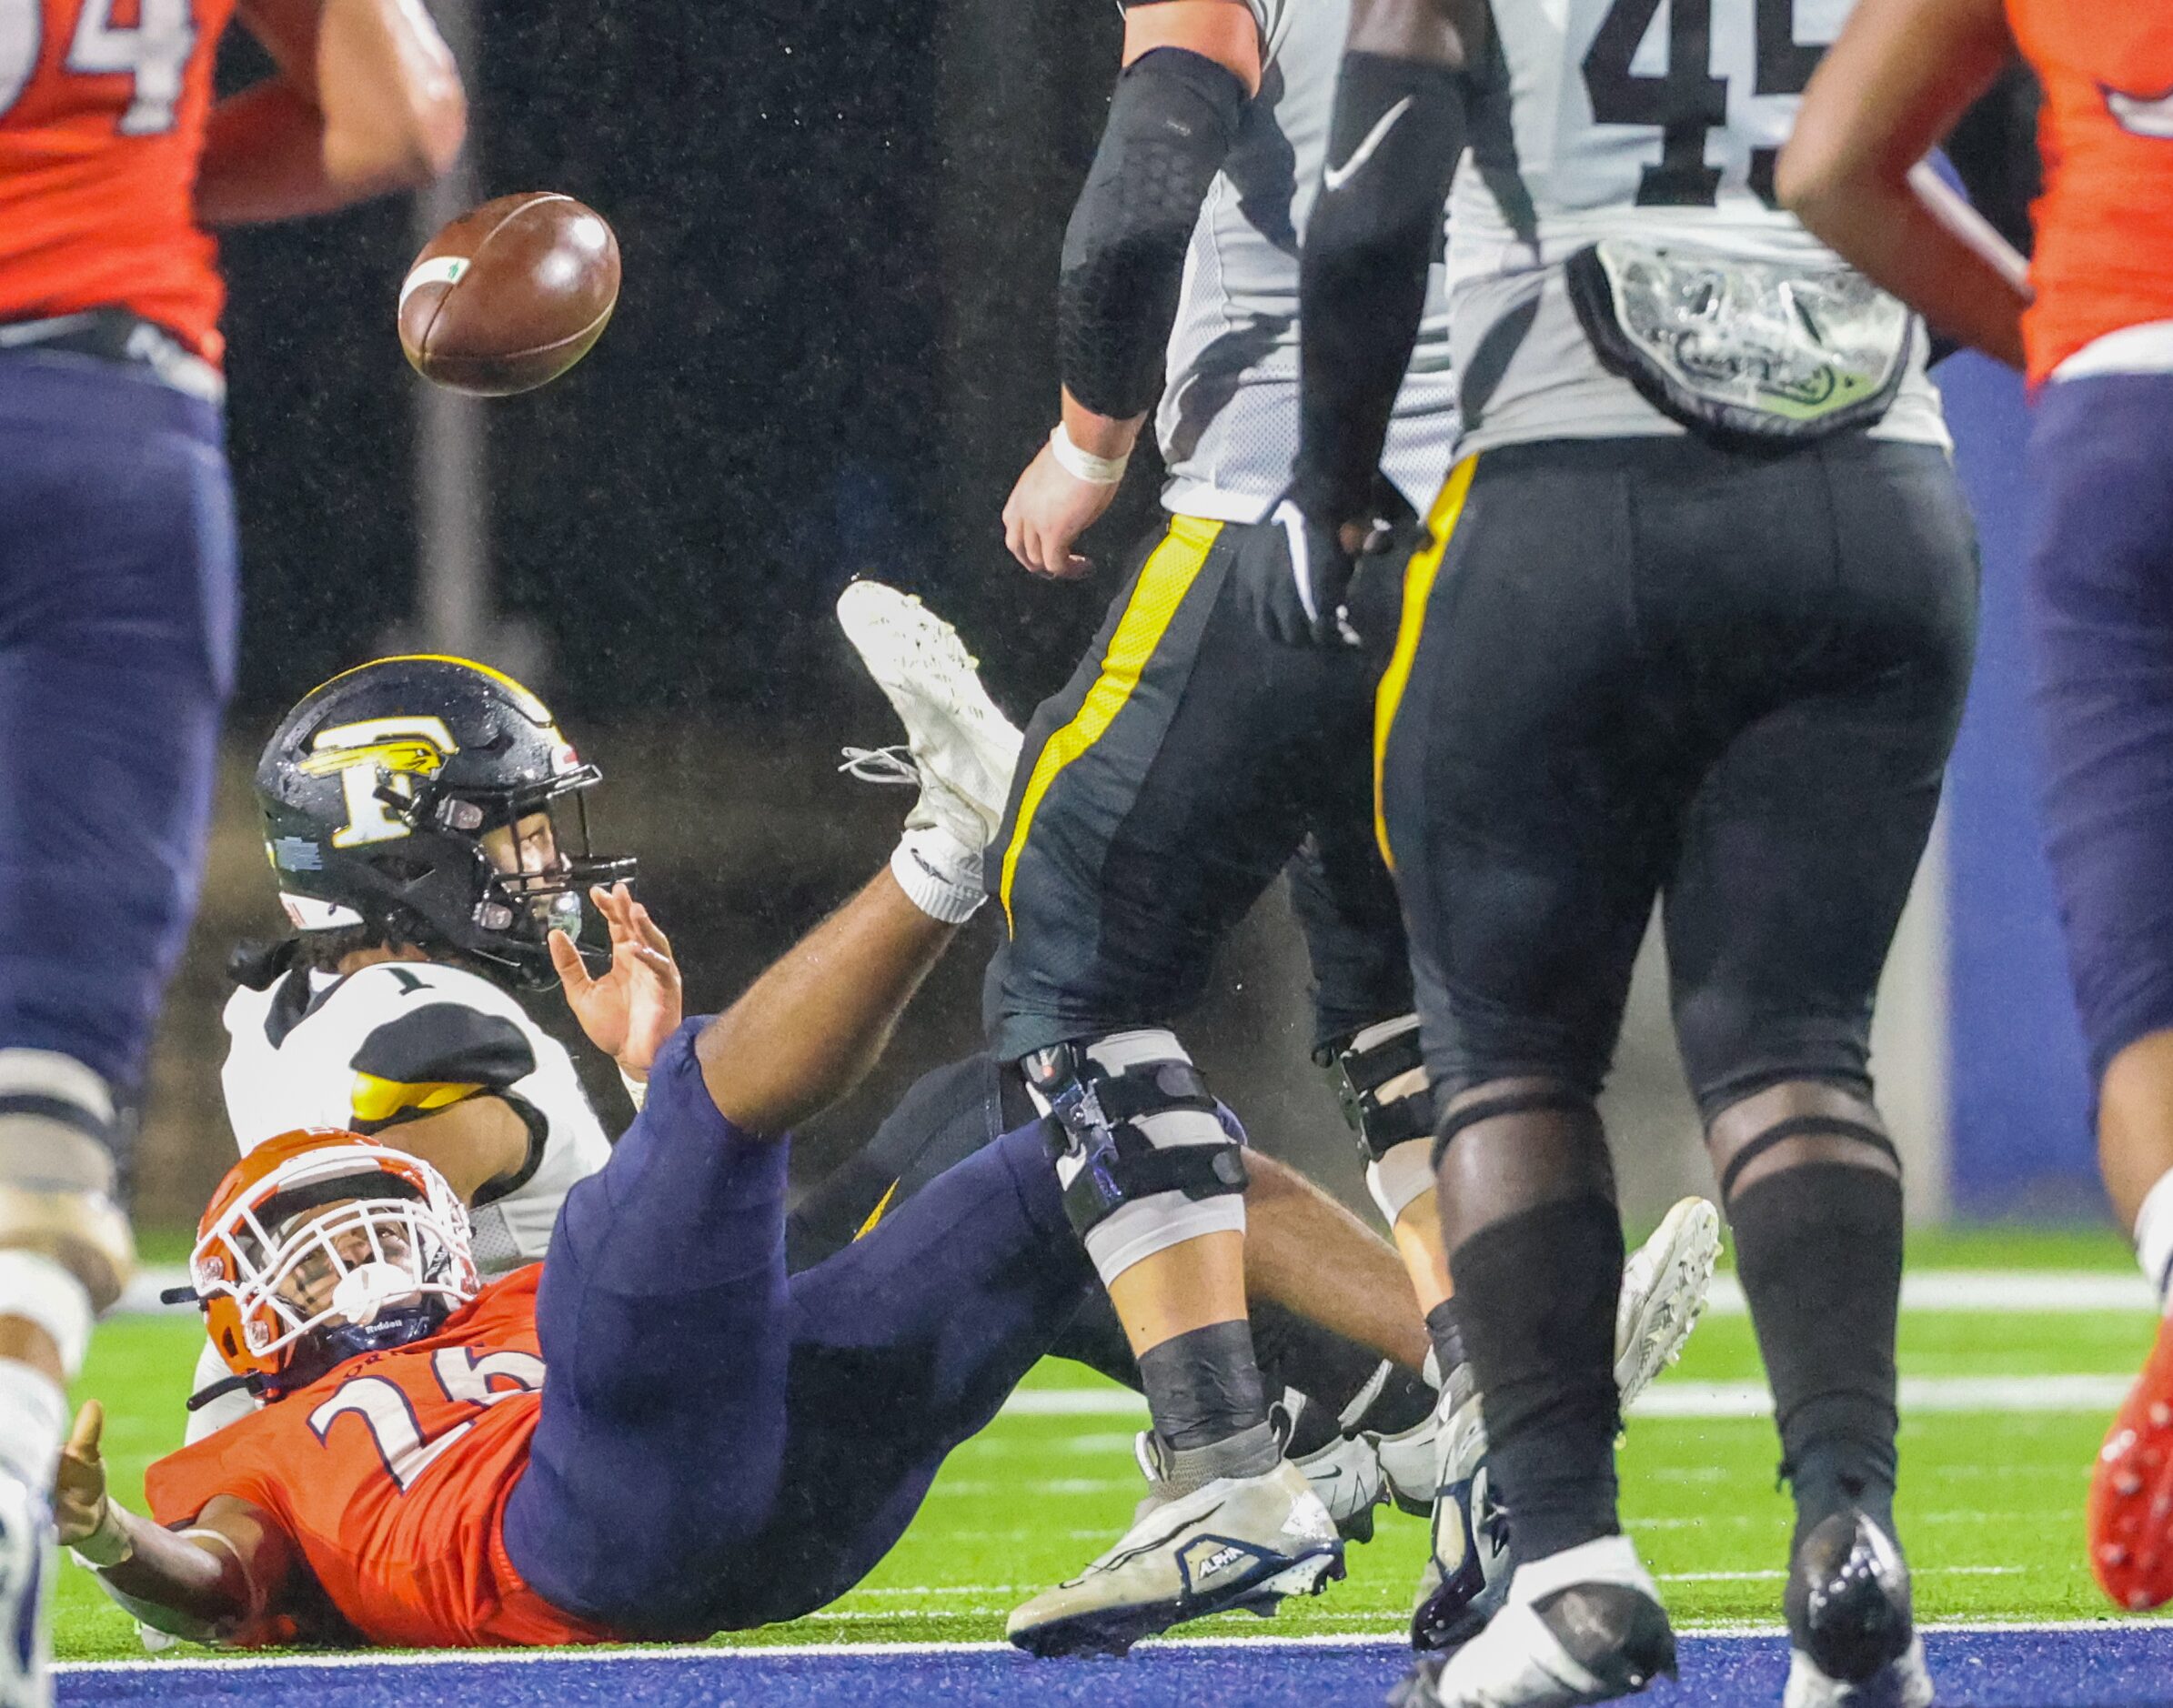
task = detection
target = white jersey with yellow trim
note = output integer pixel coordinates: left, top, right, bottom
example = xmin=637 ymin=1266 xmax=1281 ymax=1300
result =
xmin=220 ymin=959 xmax=613 ymax=1272
xmin=1445 ymin=0 xmax=1948 ymax=455
xmin=1156 ymin=0 xmax=1460 ymax=521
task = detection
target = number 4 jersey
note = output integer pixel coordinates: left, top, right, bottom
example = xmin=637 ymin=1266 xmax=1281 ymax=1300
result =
xmin=145 ymin=1266 xmax=613 ymax=1648
xmin=1449 ymin=0 xmax=1948 ymax=453
xmin=0 ymin=0 xmax=236 ymax=359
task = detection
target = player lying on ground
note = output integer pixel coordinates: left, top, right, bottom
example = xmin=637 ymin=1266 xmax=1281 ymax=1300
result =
xmin=70 ymin=585 xmax=1476 ymax=1649
xmin=184 ymin=637 xmax=1478 ymax=1542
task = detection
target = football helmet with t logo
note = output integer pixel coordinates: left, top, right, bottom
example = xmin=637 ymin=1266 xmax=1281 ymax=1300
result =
xmin=256 ymin=656 xmax=634 ymax=987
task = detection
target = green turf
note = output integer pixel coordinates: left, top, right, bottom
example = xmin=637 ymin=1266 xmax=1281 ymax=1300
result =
xmin=53 ymin=1237 xmax=2165 ymax=1663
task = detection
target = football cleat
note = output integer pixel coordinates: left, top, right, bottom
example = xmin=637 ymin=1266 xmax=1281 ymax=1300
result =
xmin=836 ymin=581 xmax=1022 ymax=853
xmin=1400 ymin=1535 xmax=1676 ymax=1708
xmin=1410 ymin=1199 xmax=1722 ymax=1653
xmin=1292 ymin=1422 xmax=1390 ymax=1544
xmin=1782 ymin=1512 xmax=1931 ymax=1708
xmin=1005 ymin=1439 xmax=1343 ymax=1658
xmin=0 ymin=1458 xmax=54 ymax=1708
xmin=1375 ymin=1399 xmax=1444 ymax=1518
xmin=2088 ymin=1311 xmax=2173 ymax=1610
xmin=1614 ymin=1196 xmax=1723 ymax=1403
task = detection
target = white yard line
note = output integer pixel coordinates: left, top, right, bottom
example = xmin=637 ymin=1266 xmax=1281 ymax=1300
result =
xmin=1705 ymin=1271 xmax=2152 ymax=1315
xmin=1001 ymin=1371 xmax=2137 ymax=1422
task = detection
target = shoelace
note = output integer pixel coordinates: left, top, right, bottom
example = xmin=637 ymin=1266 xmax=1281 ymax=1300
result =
xmin=838 ymin=745 xmax=921 ymax=787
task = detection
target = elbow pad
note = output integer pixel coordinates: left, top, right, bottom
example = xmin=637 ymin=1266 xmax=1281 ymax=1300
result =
xmin=1295 ymin=54 xmax=1467 ymax=527
xmin=1059 ymin=46 xmax=1247 ymax=420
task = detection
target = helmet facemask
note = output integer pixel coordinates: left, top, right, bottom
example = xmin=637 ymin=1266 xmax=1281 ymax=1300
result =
xmin=194 ymin=1143 xmax=481 ymax=1399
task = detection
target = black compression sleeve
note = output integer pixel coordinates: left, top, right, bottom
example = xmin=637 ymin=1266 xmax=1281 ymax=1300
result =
xmin=1294 ymin=54 xmax=1465 ymax=527
xmin=1058 ymin=46 xmax=1247 ymax=420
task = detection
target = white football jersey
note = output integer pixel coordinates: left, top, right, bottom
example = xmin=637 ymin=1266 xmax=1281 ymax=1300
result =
xmin=1157 ymin=0 xmax=1461 ymax=521
xmin=221 ymin=959 xmax=615 ymax=1271
xmin=1446 ymin=0 xmax=1948 ymax=453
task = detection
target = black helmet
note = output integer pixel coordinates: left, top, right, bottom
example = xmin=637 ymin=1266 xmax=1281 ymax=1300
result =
xmin=255 ymin=656 xmax=635 ymax=988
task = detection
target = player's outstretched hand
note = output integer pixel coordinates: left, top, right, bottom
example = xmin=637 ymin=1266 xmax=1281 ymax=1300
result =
xmin=1001 ymin=439 xmax=1114 ymax=580
xmin=54 ymin=1401 xmax=109 ymax=1549
xmin=551 ymin=883 xmax=683 ymax=1080
xmin=1236 ymin=497 xmax=1363 ymax=648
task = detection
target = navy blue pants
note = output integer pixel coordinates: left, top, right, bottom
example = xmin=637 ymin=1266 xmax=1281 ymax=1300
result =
xmin=502 ymin=1020 xmax=1096 ymax=1638
xmin=0 ymin=355 xmax=236 ymax=1094
xmin=2029 ymin=373 xmax=2173 ymax=1085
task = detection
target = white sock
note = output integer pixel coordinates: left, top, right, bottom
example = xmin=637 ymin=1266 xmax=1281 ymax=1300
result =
xmin=890 ymin=825 xmax=984 ymax=923
xmin=0 ymin=1361 xmax=67 ymax=1490
xmin=2135 ymin=1167 xmax=2173 ymax=1312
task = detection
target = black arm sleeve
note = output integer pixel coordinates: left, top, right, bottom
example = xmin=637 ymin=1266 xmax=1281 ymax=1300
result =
xmin=1293 ymin=54 xmax=1465 ymax=527
xmin=1944 ymin=59 xmax=2042 ymax=258
xmin=1057 ymin=45 xmax=1248 ymax=420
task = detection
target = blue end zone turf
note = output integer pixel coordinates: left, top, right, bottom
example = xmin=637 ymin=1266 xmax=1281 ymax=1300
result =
xmin=54 ymin=1627 xmax=2173 ymax=1708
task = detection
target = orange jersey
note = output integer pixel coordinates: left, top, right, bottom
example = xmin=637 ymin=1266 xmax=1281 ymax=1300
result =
xmin=0 ymin=0 xmax=239 ymax=362
xmin=2007 ymin=2 xmax=2173 ymax=384
xmin=145 ymin=1268 xmax=616 ymax=1649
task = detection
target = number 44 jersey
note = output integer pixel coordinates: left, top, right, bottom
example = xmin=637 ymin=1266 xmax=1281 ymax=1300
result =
xmin=1449 ymin=0 xmax=1950 ymax=454
xmin=0 ymin=0 xmax=239 ymax=360
xmin=145 ymin=1267 xmax=612 ymax=1649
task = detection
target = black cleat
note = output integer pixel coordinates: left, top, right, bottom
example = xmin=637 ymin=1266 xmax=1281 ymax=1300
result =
xmin=1782 ymin=1511 xmax=1933 ymax=1708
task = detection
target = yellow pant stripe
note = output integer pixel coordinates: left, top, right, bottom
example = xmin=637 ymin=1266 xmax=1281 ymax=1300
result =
xmin=1374 ymin=456 xmax=1481 ymax=871
xmin=853 ymin=1180 xmax=900 ymax=1241
xmin=998 ymin=516 xmax=1223 ymax=930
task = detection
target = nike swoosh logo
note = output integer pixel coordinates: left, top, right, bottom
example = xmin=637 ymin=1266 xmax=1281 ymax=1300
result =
xmin=1323 ymin=96 xmax=1413 ymax=192
xmin=2107 ymin=85 xmax=2173 ymax=140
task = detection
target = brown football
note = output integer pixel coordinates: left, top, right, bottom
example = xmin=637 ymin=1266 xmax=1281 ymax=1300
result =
xmin=398 ymin=193 xmax=620 ymax=396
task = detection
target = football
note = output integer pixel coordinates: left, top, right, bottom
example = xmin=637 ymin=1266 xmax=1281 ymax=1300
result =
xmin=397 ymin=192 xmax=620 ymax=396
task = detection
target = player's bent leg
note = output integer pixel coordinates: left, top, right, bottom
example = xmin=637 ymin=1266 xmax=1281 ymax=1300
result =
xmin=698 ymin=1122 xmax=1103 ymax=1626
xmin=1003 ymin=1031 xmax=1340 ymax=1657
xmin=503 ymin=1020 xmax=793 ymax=1637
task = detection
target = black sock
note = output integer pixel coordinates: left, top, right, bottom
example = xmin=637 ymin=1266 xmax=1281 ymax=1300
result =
xmin=1252 ymin=1299 xmax=1398 ymax=1433
xmin=1426 ymin=1297 xmax=1467 ymax=1390
xmin=1729 ymin=1162 xmax=1903 ymax=1549
xmin=1136 ymin=1319 xmax=1270 ymax=1452
xmin=1452 ymin=1197 xmax=1625 ymax=1562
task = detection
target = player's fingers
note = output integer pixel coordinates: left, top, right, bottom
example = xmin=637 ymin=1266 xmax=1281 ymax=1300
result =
xmin=66 ymin=1400 xmax=102 ymax=1461
xmin=629 ymin=901 xmax=673 ymax=958
xmin=548 ymin=929 xmax=589 ymax=991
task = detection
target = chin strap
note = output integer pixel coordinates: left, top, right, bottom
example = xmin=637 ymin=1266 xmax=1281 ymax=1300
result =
xmin=184 ymin=1371 xmax=264 ymax=1414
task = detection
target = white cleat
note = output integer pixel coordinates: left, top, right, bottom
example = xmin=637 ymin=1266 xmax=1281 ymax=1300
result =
xmin=1402 ymin=1536 xmax=1676 ymax=1708
xmin=1006 ymin=1441 xmax=1343 ymax=1658
xmin=1292 ymin=1423 xmax=1390 ymax=1543
xmin=0 ymin=1461 xmax=54 ymax=1708
xmin=835 ymin=580 xmax=1023 ymax=849
xmin=1615 ymin=1196 xmax=1722 ymax=1409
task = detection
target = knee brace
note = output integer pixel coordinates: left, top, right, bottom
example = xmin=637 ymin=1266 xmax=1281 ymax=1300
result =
xmin=1022 ymin=1030 xmax=1248 ymax=1284
xmin=1325 ymin=1014 xmax=1437 ymax=1225
xmin=0 ymin=1050 xmax=135 ymax=1318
